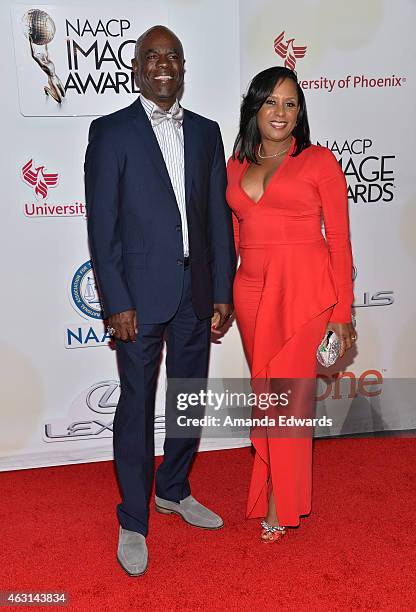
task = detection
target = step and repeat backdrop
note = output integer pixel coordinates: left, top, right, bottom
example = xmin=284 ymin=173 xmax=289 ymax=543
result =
xmin=240 ymin=0 xmax=415 ymax=436
xmin=1 ymin=0 xmax=414 ymax=470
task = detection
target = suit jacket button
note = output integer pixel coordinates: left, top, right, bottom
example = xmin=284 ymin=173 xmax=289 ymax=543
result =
xmin=176 ymin=224 xmax=181 ymax=231
xmin=177 ymin=259 xmax=183 ymax=266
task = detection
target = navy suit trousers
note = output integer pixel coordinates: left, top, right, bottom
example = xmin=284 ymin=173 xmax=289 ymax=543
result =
xmin=113 ymin=267 xmax=211 ymax=536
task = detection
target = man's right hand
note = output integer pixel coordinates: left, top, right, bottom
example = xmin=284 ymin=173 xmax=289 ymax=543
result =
xmin=108 ymin=309 xmax=137 ymax=342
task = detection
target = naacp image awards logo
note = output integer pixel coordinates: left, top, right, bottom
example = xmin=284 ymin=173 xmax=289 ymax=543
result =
xmin=22 ymin=9 xmax=65 ymax=104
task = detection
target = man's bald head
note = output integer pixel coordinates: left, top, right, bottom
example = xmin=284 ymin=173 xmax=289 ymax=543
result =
xmin=134 ymin=25 xmax=184 ymax=61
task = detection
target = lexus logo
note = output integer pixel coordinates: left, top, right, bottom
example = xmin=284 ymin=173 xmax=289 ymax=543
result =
xmin=44 ymin=380 xmax=165 ymax=441
xmin=86 ymin=381 xmax=119 ymax=414
xmin=352 ymin=266 xmax=394 ymax=307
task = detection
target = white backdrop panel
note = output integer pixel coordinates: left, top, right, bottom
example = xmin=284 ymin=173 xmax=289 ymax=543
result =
xmin=240 ymin=0 xmax=416 ymax=432
xmin=0 ymin=0 xmax=246 ymax=471
xmin=1 ymin=0 xmax=414 ymax=471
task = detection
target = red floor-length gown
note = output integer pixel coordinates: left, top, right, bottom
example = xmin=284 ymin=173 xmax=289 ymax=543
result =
xmin=226 ymin=139 xmax=353 ymax=526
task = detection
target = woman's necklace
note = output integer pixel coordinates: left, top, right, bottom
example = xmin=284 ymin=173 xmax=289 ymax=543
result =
xmin=258 ymin=143 xmax=290 ymax=159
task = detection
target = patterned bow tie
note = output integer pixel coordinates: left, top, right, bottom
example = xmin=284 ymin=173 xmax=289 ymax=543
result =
xmin=151 ymin=106 xmax=184 ymax=127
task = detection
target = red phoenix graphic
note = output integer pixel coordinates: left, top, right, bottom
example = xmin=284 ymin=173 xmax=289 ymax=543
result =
xmin=21 ymin=158 xmax=59 ymax=199
xmin=274 ymin=31 xmax=307 ymax=70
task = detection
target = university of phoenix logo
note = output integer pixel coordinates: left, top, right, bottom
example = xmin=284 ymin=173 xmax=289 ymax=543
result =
xmin=20 ymin=158 xmax=85 ymax=218
xmin=274 ymin=31 xmax=307 ymax=70
xmin=21 ymin=158 xmax=59 ymax=199
xmin=273 ymin=33 xmax=406 ymax=94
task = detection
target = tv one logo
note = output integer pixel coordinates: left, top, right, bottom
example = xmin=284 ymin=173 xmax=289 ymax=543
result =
xmin=317 ymin=369 xmax=383 ymax=401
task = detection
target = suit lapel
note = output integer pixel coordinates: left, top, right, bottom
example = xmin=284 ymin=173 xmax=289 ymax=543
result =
xmin=129 ymin=98 xmax=176 ymax=199
xmin=183 ymin=110 xmax=196 ymax=207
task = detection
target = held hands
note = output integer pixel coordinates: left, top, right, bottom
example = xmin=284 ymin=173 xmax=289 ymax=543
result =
xmin=211 ymin=303 xmax=234 ymax=335
xmin=107 ymin=309 xmax=137 ymax=342
xmin=326 ymin=321 xmax=357 ymax=358
xmin=107 ymin=304 xmax=235 ymax=341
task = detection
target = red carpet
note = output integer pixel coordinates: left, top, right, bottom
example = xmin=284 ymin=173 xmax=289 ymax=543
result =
xmin=1 ymin=439 xmax=415 ymax=611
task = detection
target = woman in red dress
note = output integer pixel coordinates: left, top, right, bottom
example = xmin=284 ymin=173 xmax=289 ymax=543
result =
xmin=226 ymin=67 xmax=356 ymax=542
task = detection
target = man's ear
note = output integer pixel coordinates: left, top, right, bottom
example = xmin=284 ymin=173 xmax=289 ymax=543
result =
xmin=131 ymin=58 xmax=141 ymax=90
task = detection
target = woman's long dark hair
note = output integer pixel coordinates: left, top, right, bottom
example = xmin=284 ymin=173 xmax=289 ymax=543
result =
xmin=233 ymin=66 xmax=311 ymax=163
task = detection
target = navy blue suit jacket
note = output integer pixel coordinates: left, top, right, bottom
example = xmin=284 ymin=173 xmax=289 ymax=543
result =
xmin=84 ymin=98 xmax=236 ymax=323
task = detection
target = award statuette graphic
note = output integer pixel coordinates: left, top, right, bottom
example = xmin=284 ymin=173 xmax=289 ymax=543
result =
xmin=22 ymin=9 xmax=65 ymax=104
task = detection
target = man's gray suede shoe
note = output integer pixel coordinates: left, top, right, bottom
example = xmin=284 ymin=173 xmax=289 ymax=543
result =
xmin=117 ymin=527 xmax=148 ymax=576
xmin=155 ymin=495 xmax=224 ymax=529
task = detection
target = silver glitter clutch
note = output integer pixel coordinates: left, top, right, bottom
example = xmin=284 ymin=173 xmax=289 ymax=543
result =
xmin=316 ymin=330 xmax=340 ymax=367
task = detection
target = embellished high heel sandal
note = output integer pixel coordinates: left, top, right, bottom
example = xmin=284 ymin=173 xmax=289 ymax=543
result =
xmin=260 ymin=520 xmax=286 ymax=543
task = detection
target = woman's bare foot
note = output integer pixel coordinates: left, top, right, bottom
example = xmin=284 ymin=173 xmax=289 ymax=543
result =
xmin=261 ymin=489 xmax=286 ymax=542
xmin=265 ymin=490 xmax=279 ymax=525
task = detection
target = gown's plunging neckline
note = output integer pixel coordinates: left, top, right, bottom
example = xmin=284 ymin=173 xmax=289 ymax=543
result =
xmin=239 ymin=141 xmax=294 ymax=205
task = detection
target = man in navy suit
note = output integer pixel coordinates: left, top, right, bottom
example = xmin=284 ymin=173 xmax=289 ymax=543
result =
xmin=85 ymin=25 xmax=236 ymax=575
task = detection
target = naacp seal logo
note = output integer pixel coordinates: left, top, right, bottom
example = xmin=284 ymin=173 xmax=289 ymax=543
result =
xmin=70 ymin=260 xmax=103 ymax=320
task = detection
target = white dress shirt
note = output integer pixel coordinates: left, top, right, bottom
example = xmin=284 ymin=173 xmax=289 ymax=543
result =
xmin=140 ymin=94 xmax=189 ymax=257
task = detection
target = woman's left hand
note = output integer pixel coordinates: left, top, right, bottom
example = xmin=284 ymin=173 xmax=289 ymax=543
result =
xmin=326 ymin=322 xmax=357 ymax=358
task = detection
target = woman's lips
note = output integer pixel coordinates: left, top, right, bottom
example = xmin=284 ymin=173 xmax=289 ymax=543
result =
xmin=270 ymin=120 xmax=288 ymax=129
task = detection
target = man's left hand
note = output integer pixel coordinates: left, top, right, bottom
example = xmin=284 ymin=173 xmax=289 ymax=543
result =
xmin=211 ymin=303 xmax=234 ymax=334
